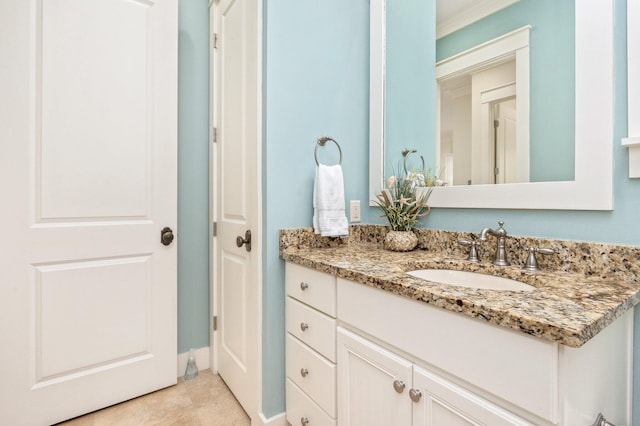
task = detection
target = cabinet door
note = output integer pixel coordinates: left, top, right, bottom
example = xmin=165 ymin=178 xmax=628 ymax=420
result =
xmin=337 ymin=327 xmax=412 ymax=426
xmin=412 ymin=366 xmax=533 ymax=426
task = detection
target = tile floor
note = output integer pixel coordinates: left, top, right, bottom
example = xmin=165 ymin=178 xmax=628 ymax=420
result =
xmin=57 ymin=370 xmax=251 ymax=426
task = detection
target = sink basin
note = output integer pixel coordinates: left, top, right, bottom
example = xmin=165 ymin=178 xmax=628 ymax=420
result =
xmin=407 ymin=269 xmax=534 ymax=292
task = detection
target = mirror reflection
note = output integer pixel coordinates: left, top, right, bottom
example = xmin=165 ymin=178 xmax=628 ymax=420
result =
xmin=385 ymin=0 xmax=576 ymax=186
xmin=440 ymin=60 xmax=519 ymax=185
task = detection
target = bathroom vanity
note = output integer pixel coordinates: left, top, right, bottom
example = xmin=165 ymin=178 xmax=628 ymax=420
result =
xmin=281 ymin=227 xmax=638 ymax=426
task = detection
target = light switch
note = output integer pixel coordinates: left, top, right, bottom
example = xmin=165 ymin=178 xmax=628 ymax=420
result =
xmin=349 ymin=200 xmax=361 ymax=223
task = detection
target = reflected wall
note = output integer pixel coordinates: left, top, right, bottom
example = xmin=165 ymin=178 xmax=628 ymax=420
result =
xmin=385 ymin=0 xmax=575 ymax=183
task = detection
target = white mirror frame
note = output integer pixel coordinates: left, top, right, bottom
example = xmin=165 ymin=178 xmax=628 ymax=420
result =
xmin=369 ymin=0 xmax=613 ymax=210
xmin=623 ymin=0 xmax=640 ymax=175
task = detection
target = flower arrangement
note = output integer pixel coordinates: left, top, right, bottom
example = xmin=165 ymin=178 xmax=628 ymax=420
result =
xmin=373 ymin=173 xmax=432 ymax=231
xmin=373 ymin=148 xmax=446 ymax=232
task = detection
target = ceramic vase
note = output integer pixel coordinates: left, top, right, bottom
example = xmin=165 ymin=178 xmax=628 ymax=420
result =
xmin=384 ymin=230 xmax=418 ymax=252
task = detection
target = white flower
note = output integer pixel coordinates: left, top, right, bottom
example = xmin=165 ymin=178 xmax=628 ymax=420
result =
xmin=405 ymin=171 xmax=426 ymax=188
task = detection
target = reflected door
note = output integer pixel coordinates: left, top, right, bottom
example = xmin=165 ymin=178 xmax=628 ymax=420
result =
xmin=0 ymin=1 xmax=178 ymax=424
xmin=493 ymin=98 xmax=517 ymax=184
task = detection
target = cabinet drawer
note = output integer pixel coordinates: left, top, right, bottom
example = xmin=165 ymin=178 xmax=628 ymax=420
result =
xmin=287 ymin=379 xmax=336 ymax=426
xmin=287 ymin=297 xmax=336 ymax=362
xmin=286 ymin=263 xmax=336 ymax=316
xmin=286 ymin=334 xmax=336 ymax=417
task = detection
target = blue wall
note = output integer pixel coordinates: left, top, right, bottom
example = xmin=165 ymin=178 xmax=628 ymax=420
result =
xmin=434 ymin=0 xmax=575 ymax=182
xmin=263 ymin=0 xmax=370 ymax=416
xmin=177 ymin=0 xmax=210 ymax=354
xmin=264 ymin=0 xmax=640 ymax=422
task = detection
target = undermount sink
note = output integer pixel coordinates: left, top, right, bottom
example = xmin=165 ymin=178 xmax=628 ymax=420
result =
xmin=407 ymin=269 xmax=535 ymax=292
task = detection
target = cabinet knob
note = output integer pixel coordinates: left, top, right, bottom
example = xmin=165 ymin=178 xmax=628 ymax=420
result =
xmin=300 ymin=282 xmax=309 ymax=291
xmin=300 ymin=322 xmax=309 ymax=331
xmin=300 ymin=417 xmax=309 ymax=425
xmin=409 ymin=388 xmax=422 ymax=403
xmin=300 ymin=368 xmax=309 ymax=378
xmin=393 ymin=380 xmax=406 ymax=393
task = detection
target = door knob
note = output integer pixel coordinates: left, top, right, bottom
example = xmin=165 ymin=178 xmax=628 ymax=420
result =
xmin=160 ymin=227 xmax=174 ymax=246
xmin=236 ymin=230 xmax=251 ymax=252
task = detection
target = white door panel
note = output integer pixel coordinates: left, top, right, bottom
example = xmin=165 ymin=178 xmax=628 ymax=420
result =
xmin=0 ymin=0 xmax=177 ymax=424
xmin=39 ymin=0 xmax=150 ymax=220
xmin=35 ymin=256 xmax=150 ymax=380
xmin=221 ymin=250 xmax=248 ymax=364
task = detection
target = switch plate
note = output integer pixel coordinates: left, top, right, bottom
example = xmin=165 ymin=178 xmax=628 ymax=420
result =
xmin=350 ymin=200 xmax=361 ymax=223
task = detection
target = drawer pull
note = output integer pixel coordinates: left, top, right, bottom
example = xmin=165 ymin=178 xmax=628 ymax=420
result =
xmin=300 ymin=282 xmax=309 ymax=291
xmin=393 ymin=380 xmax=405 ymax=393
xmin=300 ymin=322 xmax=309 ymax=331
xmin=301 ymin=417 xmax=309 ymax=426
xmin=300 ymin=368 xmax=309 ymax=378
xmin=409 ymin=388 xmax=422 ymax=403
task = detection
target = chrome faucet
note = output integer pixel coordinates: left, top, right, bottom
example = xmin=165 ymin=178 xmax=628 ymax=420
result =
xmin=478 ymin=221 xmax=510 ymax=266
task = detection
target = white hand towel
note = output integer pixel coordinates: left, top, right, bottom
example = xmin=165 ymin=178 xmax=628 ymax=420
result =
xmin=313 ymin=164 xmax=349 ymax=237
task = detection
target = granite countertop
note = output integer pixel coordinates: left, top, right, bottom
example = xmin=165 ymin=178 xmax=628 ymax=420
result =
xmin=281 ymin=237 xmax=640 ymax=348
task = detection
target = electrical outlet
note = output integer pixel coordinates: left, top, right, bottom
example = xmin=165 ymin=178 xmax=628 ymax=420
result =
xmin=349 ymin=200 xmax=361 ymax=223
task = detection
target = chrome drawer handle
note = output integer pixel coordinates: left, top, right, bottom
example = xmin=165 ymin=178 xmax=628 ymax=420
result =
xmin=300 ymin=282 xmax=309 ymax=291
xmin=300 ymin=322 xmax=309 ymax=331
xmin=301 ymin=417 xmax=309 ymax=425
xmin=393 ymin=380 xmax=405 ymax=393
xmin=409 ymin=388 xmax=422 ymax=402
xmin=300 ymin=368 xmax=309 ymax=378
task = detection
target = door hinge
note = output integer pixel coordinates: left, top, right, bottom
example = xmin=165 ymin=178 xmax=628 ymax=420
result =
xmin=212 ymin=316 xmax=218 ymax=331
xmin=212 ymin=126 xmax=217 ymax=143
xmin=494 ymin=119 xmax=500 ymax=128
xmin=212 ymin=33 xmax=219 ymax=49
xmin=212 ymin=221 xmax=217 ymax=237
xmin=494 ymin=167 xmax=500 ymax=176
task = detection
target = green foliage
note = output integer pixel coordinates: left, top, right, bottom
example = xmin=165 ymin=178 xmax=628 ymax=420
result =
xmin=373 ymin=175 xmax=432 ymax=231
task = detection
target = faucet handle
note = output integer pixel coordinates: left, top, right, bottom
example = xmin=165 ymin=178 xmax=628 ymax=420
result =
xmin=523 ymin=247 xmax=555 ymax=271
xmin=495 ymin=221 xmax=508 ymax=236
xmin=458 ymin=239 xmax=480 ymax=262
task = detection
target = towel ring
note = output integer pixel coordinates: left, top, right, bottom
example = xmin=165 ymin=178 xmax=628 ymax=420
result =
xmin=314 ymin=136 xmax=343 ymax=166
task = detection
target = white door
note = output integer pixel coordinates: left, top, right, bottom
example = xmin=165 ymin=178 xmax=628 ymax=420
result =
xmin=412 ymin=366 xmax=531 ymax=426
xmin=0 ymin=1 xmax=178 ymax=425
xmin=212 ymin=0 xmax=260 ymax=419
xmin=337 ymin=328 xmax=412 ymax=426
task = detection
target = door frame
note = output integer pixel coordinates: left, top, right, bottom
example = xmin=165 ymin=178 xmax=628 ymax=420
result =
xmin=208 ymin=0 xmax=264 ymax=421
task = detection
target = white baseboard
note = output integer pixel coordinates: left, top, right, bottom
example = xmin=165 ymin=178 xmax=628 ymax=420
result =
xmin=255 ymin=412 xmax=287 ymax=426
xmin=177 ymin=346 xmax=210 ymax=378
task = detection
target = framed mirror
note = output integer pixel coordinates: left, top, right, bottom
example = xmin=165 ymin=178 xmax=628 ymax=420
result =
xmin=369 ymin=0 xmax=613 ymax=210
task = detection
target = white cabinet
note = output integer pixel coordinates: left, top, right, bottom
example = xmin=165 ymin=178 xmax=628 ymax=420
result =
xmin=285 ymin=263 xmax=633 ymax=425
xmin=285 ymin=263 xmax=337 ymax=426
xmin=337 ymin=277 xmax=633 ymax=425
xmin=338 ymin=327 xmax=531 ymax=426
